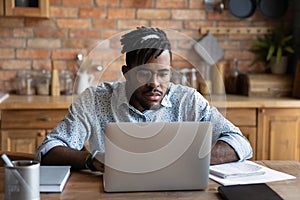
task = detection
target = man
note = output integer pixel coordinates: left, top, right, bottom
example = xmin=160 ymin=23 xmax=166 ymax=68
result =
xmin=35 ymin=27 xmax=252 ymax=172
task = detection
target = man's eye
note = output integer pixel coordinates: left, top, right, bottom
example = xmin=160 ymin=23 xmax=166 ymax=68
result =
xmin=138 ymin=71 xmax=151 ymax=77
xmin=158 ymin=72 xmax=169 ymax=77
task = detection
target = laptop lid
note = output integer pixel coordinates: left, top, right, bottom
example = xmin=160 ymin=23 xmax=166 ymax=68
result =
xmin=103 ymin=121 xmax=212 ymax=192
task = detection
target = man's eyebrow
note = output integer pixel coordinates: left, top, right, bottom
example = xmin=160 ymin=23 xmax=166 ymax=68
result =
xmin=157 ymin=68 xmax=171 ymax=72
xmin=137 ymin=67 xmax=171 ymax=71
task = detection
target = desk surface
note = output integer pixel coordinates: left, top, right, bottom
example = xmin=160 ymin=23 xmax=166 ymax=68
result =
xmin=0 ymin=160 xmax=299 ymax=200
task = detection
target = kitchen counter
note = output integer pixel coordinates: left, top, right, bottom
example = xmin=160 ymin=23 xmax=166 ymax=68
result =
xmin=1 ymin=94 xmax=300 ymax=110
xmin=209 ymin=94 xmax=300 ymax=108
xmin=0 ymin=95 xmax=75 ymax=109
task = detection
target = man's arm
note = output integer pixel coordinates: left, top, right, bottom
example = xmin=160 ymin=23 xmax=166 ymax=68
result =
xmin=41 ymin=146 xmax=88 ymax=170
xmin=41 ymin=146 xmax=104 ymax=172
xmin=210 ymin=141 xmax=239 ymax=165
xmin=192 ymin=93 xmax=252 ymax=162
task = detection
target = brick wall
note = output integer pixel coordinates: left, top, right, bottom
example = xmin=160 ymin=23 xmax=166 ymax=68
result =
xmin=0 ymin=0 xmax=292 ymax=92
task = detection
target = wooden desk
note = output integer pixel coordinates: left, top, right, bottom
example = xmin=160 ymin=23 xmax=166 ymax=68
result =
xmin=0 ymin=160 xmax=299 ymax=199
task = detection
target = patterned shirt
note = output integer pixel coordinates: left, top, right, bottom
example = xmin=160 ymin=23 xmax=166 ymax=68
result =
xmin=35 ymin=81 xmax=252 ymax=161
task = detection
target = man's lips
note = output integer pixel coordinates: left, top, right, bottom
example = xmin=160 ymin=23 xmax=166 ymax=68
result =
xmin=144 ymin=91 xmax=162 ymax=101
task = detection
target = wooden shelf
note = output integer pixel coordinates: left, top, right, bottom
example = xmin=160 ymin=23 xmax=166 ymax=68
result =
xmin=199 ymin=27 xmax=272 ymax=35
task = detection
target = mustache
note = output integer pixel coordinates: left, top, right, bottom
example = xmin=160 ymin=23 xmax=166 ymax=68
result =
xmin=145 ymin=87 xmax=163 ymax=95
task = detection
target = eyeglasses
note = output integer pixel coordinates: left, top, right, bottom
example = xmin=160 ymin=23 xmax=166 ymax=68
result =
xmin=136 ymin=69 xmax=171 ymax=84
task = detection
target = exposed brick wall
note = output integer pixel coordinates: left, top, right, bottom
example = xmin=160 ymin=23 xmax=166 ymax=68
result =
xmin=0 ymin=0 xmax=292 ymax=92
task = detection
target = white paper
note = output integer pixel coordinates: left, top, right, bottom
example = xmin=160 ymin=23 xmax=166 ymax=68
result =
xmin=209 ymin=160 xmax=296 ymax=186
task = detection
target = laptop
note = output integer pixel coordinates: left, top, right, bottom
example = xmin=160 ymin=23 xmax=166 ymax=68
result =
xmin=102 ymin=121 xmax=212 ymax=192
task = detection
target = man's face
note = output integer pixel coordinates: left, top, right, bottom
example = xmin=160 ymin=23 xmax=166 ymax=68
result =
xmin=124 ymin=50 xmax=171 ymax=112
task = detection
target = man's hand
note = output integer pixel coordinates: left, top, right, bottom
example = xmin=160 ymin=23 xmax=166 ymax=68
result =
xmin=42 ymin=146 xmax=105 ymax=172
xmin=92 ymin=152 xmax=105 ymax=172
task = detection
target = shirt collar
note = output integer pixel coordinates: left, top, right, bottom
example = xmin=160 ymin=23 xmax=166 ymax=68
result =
xmin=111 ymin=81 xmax=129 ymax=109
xmin=160 ymin=83 xmax=173 ymax=108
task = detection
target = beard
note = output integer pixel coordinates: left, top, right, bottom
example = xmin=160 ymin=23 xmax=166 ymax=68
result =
xmin=129 ymin=86 xmax=164 ymax=111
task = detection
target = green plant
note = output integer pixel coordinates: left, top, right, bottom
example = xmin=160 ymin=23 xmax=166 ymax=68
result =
xmin=249 ymin=26 xmax=295 ymax=67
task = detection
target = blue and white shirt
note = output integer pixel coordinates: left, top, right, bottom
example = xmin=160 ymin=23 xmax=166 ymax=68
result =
xmin=35 ymin=81 xmax=252 ymax=161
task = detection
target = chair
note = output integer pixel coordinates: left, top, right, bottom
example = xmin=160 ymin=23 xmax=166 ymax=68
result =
xmin=0 ymin=151 xmax=35 ymax=167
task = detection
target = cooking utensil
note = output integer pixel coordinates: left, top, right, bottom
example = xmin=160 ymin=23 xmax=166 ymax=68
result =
xmin=257 ymin=0 xmax=288 ymax=19
xmin=216 ymin=0 xmax=225 ymax=13
xmin=204 ymin=0 xmax=215 ymax=12
xmin=193 ymin=32 xmax=224 ymax=66
xmin=204 ymin=0 xmax=224 ymax=13
xmin=228 ymin=0 xmax=256 ymax=19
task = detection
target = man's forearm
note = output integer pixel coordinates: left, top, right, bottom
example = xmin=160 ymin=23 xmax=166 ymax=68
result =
xmin=41 ymin=146 xmax=89 ymax=170
xmin=210 ymin=141 xmax=239 ymax=165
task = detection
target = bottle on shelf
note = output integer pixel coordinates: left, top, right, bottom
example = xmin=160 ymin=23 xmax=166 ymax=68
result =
xmin=225 ymin=58 xmax=239 ymax=94
xmin=199 ymin=63 xmax=212 ymax=95
xmin=190 ymin=68 xmax=198 ymax=90
xmin=212 ymin=62 xmax=225 ymax=94
xmin=51 ymin=61 xmax=60 ymax=96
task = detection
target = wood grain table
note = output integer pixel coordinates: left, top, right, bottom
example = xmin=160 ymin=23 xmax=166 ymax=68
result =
xmin=0 ymin=160 xmax=299 ymax=200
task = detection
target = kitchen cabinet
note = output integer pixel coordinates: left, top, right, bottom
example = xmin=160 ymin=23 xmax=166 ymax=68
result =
xmin=3 ymin=0 xmax=49 ymax=18
xmin=214 ymin=95 xmax=300 ymax=162
xmin=225 ymin=108 xmax=257 ymax=160
xmin=0 ymin=95 xmax=72 ymax=154
xmin=0 ymin=109 xmax=67 ymax=153
xmin=257 ymin=108 xmax=300 ymax=161
xmin=1 ymin=129 xmax=46 ymax=153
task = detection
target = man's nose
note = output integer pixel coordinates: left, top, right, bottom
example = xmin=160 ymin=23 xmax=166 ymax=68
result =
xmin=147 ymin=73 xmax=160 ymax=87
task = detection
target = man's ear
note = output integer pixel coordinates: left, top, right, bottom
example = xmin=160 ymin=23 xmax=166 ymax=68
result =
xmin=122 ymin=65 xmax=130 ymax=76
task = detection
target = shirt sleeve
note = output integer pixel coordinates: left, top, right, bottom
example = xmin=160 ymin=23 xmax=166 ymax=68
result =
xmin=193 ymin=92 xmax=253 ymax=161
xmin=209 ymin=107 xmax=253 ymax=161
xmin=34 ymin=88 xmax=95 ymax=162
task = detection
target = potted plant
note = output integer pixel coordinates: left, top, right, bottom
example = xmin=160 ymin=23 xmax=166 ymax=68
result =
xmin=248 ymin=26 xmax=295 ymax=74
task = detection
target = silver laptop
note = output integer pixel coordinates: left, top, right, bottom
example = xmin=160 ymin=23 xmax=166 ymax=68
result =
xmin=103 ymin=121 xmax=212 ymax=192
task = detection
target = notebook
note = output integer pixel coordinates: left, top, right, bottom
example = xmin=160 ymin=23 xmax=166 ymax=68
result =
xmin=218 ymin=183 xmax=283 ymax=200
xmin=210 ymin=161 xmax=266 ymax=179
xmin=102 ymin=121 xmax=212 ymax=192
xmin=40 ymin=165 xmax=71 ymax=193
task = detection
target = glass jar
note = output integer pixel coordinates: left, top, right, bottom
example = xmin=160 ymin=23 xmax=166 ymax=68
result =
xmin=36 ymin=70 xmax=51 ymax=95
xmin=59 ymin=70 xmax=74 ymax=95
xmin=16 ymin=70 xmax=36 ymax=95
